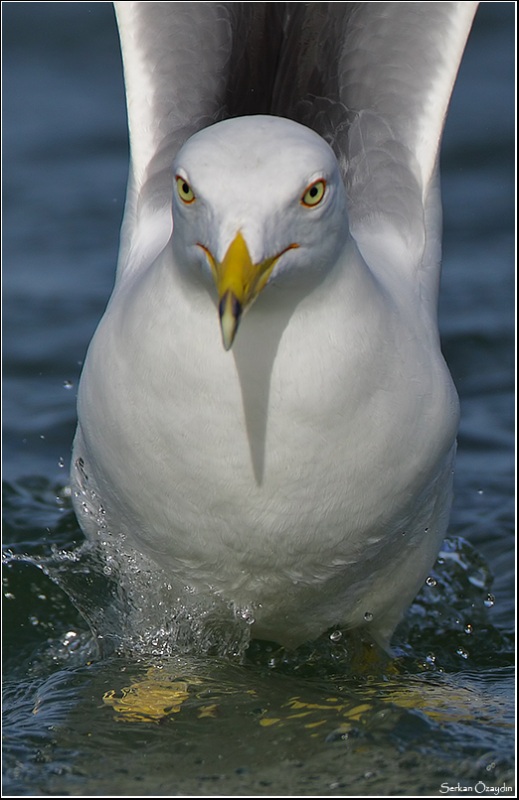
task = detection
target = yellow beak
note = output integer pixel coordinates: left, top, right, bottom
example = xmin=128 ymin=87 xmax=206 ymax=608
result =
xmin=201 ymin=232 xmax=297 ymax=350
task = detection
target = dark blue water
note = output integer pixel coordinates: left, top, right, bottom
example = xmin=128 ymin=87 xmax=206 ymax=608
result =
xmin=3 ymin=3 xmax=515 ymax=796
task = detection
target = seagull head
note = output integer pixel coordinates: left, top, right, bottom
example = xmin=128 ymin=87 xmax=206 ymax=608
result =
xmin=171 ymin=115 xmax=348 ymax=350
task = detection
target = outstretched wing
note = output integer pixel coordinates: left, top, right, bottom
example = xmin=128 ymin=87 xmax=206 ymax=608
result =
xmin=115 ymin=1 xmax=477 ymax=300
xmin=114 ymin=1 xmax=282 ymax=277
xmin=272 ymin=2 xmax=478 ymax=300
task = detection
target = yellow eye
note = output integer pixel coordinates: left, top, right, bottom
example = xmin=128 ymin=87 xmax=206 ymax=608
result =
xmin=176 ymin=176 xmax=195 ymax=204
xmin=301 ymin=179 xmax=326 ymax=207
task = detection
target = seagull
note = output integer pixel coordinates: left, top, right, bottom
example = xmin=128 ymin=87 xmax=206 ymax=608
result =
xmin=71 ymin=2 xmax=478 ymax=650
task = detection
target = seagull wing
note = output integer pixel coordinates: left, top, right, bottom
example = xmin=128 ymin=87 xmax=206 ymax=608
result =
xmin=272 ymin=2 xmax=478 ymax=302
xmin=114 ymin=2 xmax=282 ymax=277
xmin=115 ymin=1 xmax=477 ymax=303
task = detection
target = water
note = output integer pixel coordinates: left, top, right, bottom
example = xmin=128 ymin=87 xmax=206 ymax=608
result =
xmin=3 ymin=3 xmax=515 ymax=796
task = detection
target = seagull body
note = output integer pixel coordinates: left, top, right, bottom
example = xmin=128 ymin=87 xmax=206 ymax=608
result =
xmin=72 ymin=2 xmax=477 ymax=649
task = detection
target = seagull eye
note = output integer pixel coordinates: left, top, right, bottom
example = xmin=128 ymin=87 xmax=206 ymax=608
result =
xmin=176 ymin=176 xmax=196 ymax=204
xmin=301 ymin=179 xmax=326 ymax=207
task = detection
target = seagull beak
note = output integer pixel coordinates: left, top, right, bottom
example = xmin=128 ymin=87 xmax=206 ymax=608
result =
xmin=200 ymin=232 xmax=298 ymax=350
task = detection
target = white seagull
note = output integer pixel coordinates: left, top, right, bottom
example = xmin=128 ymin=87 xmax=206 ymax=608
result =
xmin=71 ymin=2 xmax=478 ymax=650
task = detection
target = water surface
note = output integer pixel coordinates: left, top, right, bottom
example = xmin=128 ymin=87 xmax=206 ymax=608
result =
xmin=3 ymin=3 xmax=515 ymax=796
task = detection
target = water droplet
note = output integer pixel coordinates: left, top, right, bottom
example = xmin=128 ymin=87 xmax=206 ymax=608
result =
xmin=58 ymin=456 xmax=65 ymax=469
xmin=477 ymin=489 xmax=484 ymax=495
xmin=426 ymin=576 xmax=437 ymax=587
xmin=4 ymin=592 xmax=15 ymax=601
xmin=39 ymin=434 xmax=45 ymax=440
xmin=484 ymin=593 xmax=495 ymax=608
xmin=238 ymin=608 xmax=254 ymax=624
xmin=363 ymin=611 xmax=373 ymax=622
xmin=425 ymin=652 xmax=436 ymax=664
xmin=324 ymin=729 xmax=348 ymax=743
xmin=63 ymin=380 xmax=74 ymax=390
xmin=329 ymin=630 xmax=342 ymax=642
xmin=424 ymin=527 xmax=429 ymax=533
xmin=464 ymin=623 xmax=474 ymax=635
xmin=456 ymin=647 xmax=469 ymax=659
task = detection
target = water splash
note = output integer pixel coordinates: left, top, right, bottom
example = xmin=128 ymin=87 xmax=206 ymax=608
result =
xmin=4 ymin=540 xmax=253 ymax=661
xmin=393 ymin=537 xmax=513 ymax=672
xmin=2 ymin=478 xmax=512 ymax=671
